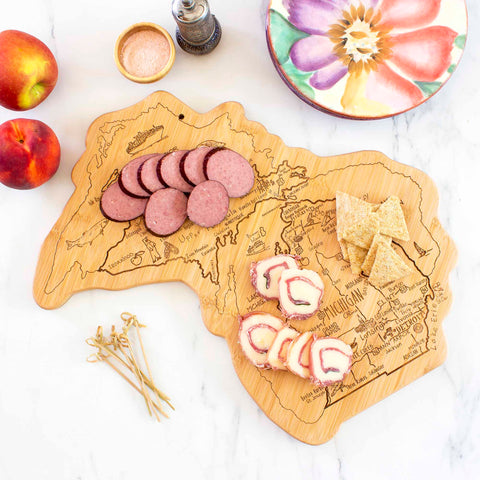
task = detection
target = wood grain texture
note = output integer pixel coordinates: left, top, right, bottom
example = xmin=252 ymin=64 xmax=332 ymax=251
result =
xmin=33 ymin=91 xmax=457 ymax=444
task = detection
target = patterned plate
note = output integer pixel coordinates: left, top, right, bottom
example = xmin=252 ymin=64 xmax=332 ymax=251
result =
xmin=266 ymin=0 xmax=467 ymax=119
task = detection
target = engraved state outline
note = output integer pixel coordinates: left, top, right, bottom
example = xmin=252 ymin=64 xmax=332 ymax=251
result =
xmin=248 ymin=162 xmax=442 ymax=425
xmin=38 ymin=98 xmax=450 ymax=430
xmin=41 ymin=101 xmax=267 ymax=296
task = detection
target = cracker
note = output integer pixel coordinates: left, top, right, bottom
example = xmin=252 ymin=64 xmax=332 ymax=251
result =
xmin=369 ymin=243 xmax=412 ymax=288
xmin=376 ymin=196 xmax=409 ymax=241
xmin=339 ymin=239 xmax=350 ymax=262
xmin=347 ymin=243 xmax=368 ymax=275
xmin=336 ymin=191 xmax=375 ymax=240
xmin=361 ymin=233 xmax=392 ymax=276
xmin=341 ymin=214 xmax=380 ymax=249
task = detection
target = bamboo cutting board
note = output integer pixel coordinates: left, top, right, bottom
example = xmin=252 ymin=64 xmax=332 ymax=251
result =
xmin=34 ymin=91 xmax=456 ymax=444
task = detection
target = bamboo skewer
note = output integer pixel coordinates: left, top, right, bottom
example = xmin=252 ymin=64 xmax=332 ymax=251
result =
xmin=86 ymin=313 xmax=173 ymax=421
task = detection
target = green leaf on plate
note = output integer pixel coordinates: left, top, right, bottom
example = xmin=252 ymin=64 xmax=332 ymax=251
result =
xmin=269 ymin=9 xmax=309 ymax=65
xmin=282 ymin=59 xmax=315 ymax=98
xmin=414 ymin=81 xmax=442 ymax=97
xmin=454 ymin=34 xmax=466 ymax=50
xmin=296 ymin=81 xmax=315 ymax=99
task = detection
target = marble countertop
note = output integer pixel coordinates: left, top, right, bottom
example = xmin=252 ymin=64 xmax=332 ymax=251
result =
xmin=1 ymin=1 xmax=479 ymax=478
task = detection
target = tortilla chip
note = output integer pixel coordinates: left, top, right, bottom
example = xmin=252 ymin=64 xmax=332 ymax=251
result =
xmin=336 ymin=191 xmax=376 ymax=240
xmin=376 ymin=196 xmax=409 ymax=241
xmin=339 ymin=239 xmax=350 ymax=262
xmin=342 ymin=214 xmax=380 ymax=249
xmin=369 ymin=243 xmax=412 ymax=288
xmin=347 ymin=243 xmax=368 ymax=275
xmin=362 ymin=233 xmax=392 ymax=276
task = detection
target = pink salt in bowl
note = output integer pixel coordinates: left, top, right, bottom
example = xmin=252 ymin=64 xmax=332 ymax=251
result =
xmin=115 ymin=22 xmax=176 ymax=83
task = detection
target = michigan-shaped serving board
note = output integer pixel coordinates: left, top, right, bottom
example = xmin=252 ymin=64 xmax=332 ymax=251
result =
xmin=34 ymin=91 xmax=456 ymax=444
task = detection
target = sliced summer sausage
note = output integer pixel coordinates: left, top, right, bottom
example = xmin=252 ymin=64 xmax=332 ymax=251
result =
xmin=144 ymin=188 xmax=188 ymax=236
xmin=187 ymin=180 xmax=230 ymax=228
xmin=158 ymin=150 xmax=194 ymax=193
xmin=204 ymin=149 xmax=254 ymax=198
xmin=180 ymin=146 xmax=216 ymax=186
xmin=119 ymin=155 xmax=154 ymax=198
xmin=100 ymin=182 xmax=148 ymax=222
xmin=139 ymin=154 xmax=165 ymax=194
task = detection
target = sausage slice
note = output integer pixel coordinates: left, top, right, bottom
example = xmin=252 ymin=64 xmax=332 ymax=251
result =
xmin=139 ymin=154 xmax=166 ymax=194
xmin=204 ymin=149 xmax=254 ymax=198
xmin=119 ymin=155 xmax=154 ymax=198
xmin=144 ymin=188 xmax=188 ymax=236
xmin=158 ymin=150 xmax=194 ymax=193
xmin=100 ymin=182 xmax=148 ymax=222
xmin=180 ymin=146 xmax=216 ymax=186
xmin=187 ymin=180 xmax=230 ymax=228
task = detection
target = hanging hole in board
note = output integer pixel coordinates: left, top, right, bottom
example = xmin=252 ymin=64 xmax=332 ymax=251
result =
xmin=179 ymin=114 xmax=185 ymax=120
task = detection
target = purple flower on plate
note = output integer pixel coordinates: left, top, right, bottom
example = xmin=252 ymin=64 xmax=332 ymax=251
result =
xmin=281 ymin=0 xmax=461 ymax=115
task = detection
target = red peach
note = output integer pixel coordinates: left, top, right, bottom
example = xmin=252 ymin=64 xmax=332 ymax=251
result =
xmin=0 ymin=30 xmax=58 ymax=111
xmin=0 ymin=118 xmax=61 ymax=190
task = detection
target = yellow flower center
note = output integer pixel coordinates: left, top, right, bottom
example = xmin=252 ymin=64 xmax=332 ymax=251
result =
xmin=328 ymin=4 xmax=392 ymax=75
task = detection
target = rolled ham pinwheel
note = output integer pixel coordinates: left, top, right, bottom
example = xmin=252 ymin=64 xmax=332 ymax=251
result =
xmin=238 ymin=312 xmax=284 ymax=368
xmin=278 ymin=268 xmax=324 ymax=320
xmin=309 ymin=337 xmax=353 ymax=387
xmin=285 ymin=331 xmax=314 ymax=379
xmin=266 ymin=326 xmax=299 ymax=371
xmin=250 ymin=255 xmax=300 ymax=300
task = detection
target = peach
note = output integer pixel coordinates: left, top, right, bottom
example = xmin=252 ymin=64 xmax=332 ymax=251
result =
xmin=0 ymin=30 xmax=58 ymax=111
xmin=0 ymin=119 xmax=61 ymax=190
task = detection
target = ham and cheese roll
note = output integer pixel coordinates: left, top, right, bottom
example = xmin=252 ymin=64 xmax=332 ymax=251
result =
xmin=309 ymin=337 xmax=353 ymax=387
xmin=250 ymin=255 xmax=300 ymax=300
xmin=278 ymin=268 xmax=324 ymax=320
xmin=238 ymin=312 xmax=284 ymax=368
xmin=285 ymin=332 xmax=314 ymax=379
xmin=266 ymin=326 xmax=299 ymax=371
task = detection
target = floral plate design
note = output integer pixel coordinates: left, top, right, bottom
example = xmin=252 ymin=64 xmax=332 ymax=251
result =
xmin=266 ymin=0 xmax=467 ymax=119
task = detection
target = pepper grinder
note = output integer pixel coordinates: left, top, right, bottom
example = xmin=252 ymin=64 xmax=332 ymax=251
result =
xmin=172 ymin=0 xmax=222 ymax=55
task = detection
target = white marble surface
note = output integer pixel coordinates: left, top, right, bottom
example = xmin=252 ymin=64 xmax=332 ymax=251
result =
xmin=0 ymin=0 xmax=479 ymax=478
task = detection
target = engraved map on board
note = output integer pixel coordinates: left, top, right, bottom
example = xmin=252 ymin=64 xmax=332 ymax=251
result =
xmin=34 ymin=93 xmax=454 ymax=441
